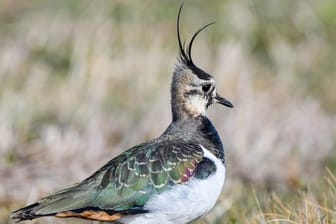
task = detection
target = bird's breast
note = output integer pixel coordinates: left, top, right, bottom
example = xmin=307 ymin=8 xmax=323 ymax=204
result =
xmin=120 ymin=146 xmax=225 ymax=224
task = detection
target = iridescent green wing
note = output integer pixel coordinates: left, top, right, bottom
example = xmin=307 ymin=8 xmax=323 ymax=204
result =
xmin=86 ymin=140 xmax=204 ymax=211
xmin=15 ymin=140 xmax=204 ymax=218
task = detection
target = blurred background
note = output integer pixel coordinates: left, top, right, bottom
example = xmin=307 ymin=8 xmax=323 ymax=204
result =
xmin=1 ymin=0 xmax=335 ymax=223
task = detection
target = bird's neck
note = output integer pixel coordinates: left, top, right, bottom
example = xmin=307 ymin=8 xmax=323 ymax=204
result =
xmin=163 ymin=116 xmax=225 ymax=163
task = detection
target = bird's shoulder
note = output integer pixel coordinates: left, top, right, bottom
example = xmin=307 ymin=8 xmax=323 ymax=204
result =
xmin=87 ymin=135 xmax=201 ymax=178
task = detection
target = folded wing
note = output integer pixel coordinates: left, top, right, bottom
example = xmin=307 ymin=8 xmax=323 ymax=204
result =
xmin=11 ymin=140 xmax=204 ymax=222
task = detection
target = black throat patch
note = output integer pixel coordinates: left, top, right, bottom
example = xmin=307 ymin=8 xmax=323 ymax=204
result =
xmin=194 ymin=157 xmax=217 ymax=179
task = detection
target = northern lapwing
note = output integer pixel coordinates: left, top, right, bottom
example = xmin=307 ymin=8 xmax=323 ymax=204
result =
xmin=11 ymin=5 xmax=233 ymax=224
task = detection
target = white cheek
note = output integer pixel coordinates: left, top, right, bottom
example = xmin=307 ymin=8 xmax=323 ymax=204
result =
xmin=188 ymin=95 xmax=207 ymax=114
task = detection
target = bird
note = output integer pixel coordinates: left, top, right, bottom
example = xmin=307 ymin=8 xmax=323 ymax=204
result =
xmin=11 ymin=5 xmax=233 ymax=224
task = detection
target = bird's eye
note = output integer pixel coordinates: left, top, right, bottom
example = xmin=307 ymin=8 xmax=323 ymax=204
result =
xmin=202 ymin=84 xmax=211 ymax=92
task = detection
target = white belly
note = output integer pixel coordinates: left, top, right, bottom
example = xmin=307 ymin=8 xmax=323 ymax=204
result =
xmin=120 ymin=146 xmax=226 ymax=224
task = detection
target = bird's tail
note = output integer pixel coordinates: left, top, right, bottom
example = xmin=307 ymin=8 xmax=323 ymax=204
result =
xmin=11 ymin=202 xmax=51 ymax=222
xmin=10 ymin=184 xmax=93 ymax=222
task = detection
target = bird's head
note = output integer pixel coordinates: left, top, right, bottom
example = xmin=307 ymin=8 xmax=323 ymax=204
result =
xmin=171 ymin=5 xmax=233 ymax=121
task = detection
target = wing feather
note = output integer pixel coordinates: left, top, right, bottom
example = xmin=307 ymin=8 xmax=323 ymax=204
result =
xmin=11 ymin=139 xmax=204 ymax=222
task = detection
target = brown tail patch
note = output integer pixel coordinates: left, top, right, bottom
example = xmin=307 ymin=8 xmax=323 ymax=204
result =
xmin=56 ymin=210 xmax=123 ymax=221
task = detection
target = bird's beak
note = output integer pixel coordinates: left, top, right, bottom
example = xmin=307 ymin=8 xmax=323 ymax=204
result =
xmin=215 ymin=94 xmax=233 ymax=108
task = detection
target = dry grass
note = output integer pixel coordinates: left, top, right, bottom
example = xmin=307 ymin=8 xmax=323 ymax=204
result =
xmin=215 ymin=169 xmax=336 ymax=224
xmin=1 ymin=1 xmax=336 ymax=223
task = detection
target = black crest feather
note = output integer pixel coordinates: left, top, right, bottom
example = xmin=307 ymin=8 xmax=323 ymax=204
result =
xmin=177 ymin=4 xmax=215 ymax=80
